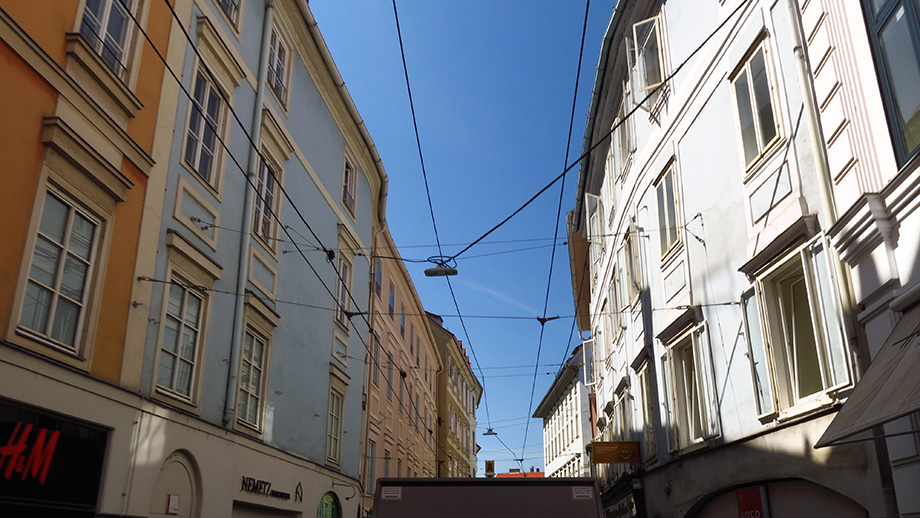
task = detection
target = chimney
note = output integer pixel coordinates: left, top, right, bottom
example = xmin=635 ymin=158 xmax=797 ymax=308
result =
xmin=530 ymin=466 xmax=534 ymax=472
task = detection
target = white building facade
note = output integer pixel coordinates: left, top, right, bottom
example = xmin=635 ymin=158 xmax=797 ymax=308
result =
xmin=568 ymin=1 xmax=898 ymax=516
xmin=533 ymin=347 xmax=593 ymax=478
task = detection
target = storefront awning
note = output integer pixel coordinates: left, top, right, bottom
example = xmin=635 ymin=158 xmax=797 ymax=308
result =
xmin=815 ymin=303 xmax=920 ymax=447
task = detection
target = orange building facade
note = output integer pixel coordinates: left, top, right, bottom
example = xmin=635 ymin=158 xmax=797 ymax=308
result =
xmin=0 ymin=0 xmax=174 ymax=515
xmin=362 ymin=228 xmax=443 ymax=510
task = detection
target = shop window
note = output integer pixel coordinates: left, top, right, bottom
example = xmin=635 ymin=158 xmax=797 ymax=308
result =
xmin=79 ymin=0 xmax=135 ymax=79
xmin=731 ymin=42 xmax=780 ymax=168
xmin=864 ymin=0 xmax=920 ymax=163
xmin=317 ymin=493 xmax=341 ymax=518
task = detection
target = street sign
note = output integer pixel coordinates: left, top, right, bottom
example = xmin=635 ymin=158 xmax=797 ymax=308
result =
xmin=485 ymin=460 xmax=495 ymax=478
xmin=591 ymin=441 xmax=640 ymax=463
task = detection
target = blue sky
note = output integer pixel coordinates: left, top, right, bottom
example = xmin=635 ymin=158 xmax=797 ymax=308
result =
xmin=309 ymin=0 xmax=614 ymax=474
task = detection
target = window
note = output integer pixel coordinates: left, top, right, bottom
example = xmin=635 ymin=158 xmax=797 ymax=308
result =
xmin=19 ymin=192 xmax=98 ymax=350
xmin=374 ymin=259 xmax=382 ymax=297
xmin=267 ymin=25 xmax=289 ymax=104
xmin=731 ymin=43 xmax=779 ymax=167
xmin=387 ymin=354 xmax=394 ymax=400
xmin=638 ymin=362 xmax=657 ymax=460
xmin=80 ymin=0 xmax=135 ymax=79
xmin=372 ymin=334 xmax=380 ymax=386
xmin=632 ymin=14 xmax=666 ymax=107
xmin=238 ymin=328 xmax=267 ymax=429
xmin=741 ymin=289 xmax=775 ymax=415
xmin=586 ymin=193 xmax=604 ymax=281
xmin=383 ymin=450 xmax=391 ymax=476
xmin=614 ymin=87 xmax=635 ymax=177
xmin=366 ymin=439 xmax=377 ymax=492
xmin=655 ymin=164 xmax=680 ymax=257
xmin=326 ymin=387 xmax=344 ymax=463
xmin=184 ymin=69 xmax=225 ymax=186
xmin=217 ymin=0 xmax=240 ymax=24
xmin=400 ymin=306 xmax=405 ymax=337
xmin=665 ymin=324 xmax=718 ymax=450
xmin=252 ymin=158 xmax=279 ymax=243
xmin=342 ymin=157 xmax=357 ymax=215
xmin=334 ymin=256 xmax=352 ymax=327
xmin=751 ymin=237 xmax=849 ymax=413
xmin=622 ymin=221 xmax=642 ymax=302
xmin=156 ymin=280 xmax=204 ymax=398
xmin=388 ymin=282 xmax=395 ymax=318
xmin=865 ymin=0 xmax=920 ymax=162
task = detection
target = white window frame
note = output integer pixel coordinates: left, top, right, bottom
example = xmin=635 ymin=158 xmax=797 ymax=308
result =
xmin=655 ymin=163 xmax=681 ymax=259
xmin=751 ymin=235 xmax=850 ymax=416
xmin=665 ymin=324 xmax=719 ymax=451
xmin=334 ymin=255 xmax=353 ymax=328
xmin=183 ymin=67 xmax=226 ymax=188
xmin=638 ymin=362 xmax=657 ymax=461
xmin=730 ymin=41 xmax=781 ymax=169
xmin=366 ymin=439 xmax=377 ymax=492
xmin=217 ymin=0 xmax=241 ymax=26
xmin=267 ymin=24 xmax=290 ymax=105
xmin=614 ymin=86 xmax=635 ymax=177
xmin=79 ymin=0 xmax=136 ymax=80
xmin=155 ymin=278 xmax=205 ymax=400
xmin=237 ymin=327 xmax=268 ymax=430
xmin=632 ymin=13 xmax=666 ymax=109
xmin=326 ymin=385 xmax=344 ymax=464
xmin=18 ymin=191 xmax=100 ymax=353
xmin=252 ymin=156 xmax=280 ymax=245
xmin=342 ymin=156 xmax=357 ymax=216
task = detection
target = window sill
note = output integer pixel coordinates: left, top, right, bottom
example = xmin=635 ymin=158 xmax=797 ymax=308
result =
xmin=741 ymin=136 xmax=784 ymax=185
xmin=153 ymin=386 xmax=201 ymax=415
xmin=775 ymin=394 xmax=838 ymax=424
xmin=15 ymin=326 xmax=87 ymax=368
xmin=235 ymin=419 xmax=264 ymax=439
xmin=65 ymin=33 xmax=142 ymax=121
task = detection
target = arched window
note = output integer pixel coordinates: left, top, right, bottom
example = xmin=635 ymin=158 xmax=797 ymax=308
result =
xmin=317 ymin=493 xmax=341 ymax=518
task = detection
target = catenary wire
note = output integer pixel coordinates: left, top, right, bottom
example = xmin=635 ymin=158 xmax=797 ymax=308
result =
xmin=520 ymin=0 xmax=591 ymax=464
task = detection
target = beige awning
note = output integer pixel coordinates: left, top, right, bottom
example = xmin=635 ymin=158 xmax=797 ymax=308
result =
xmin=816 ymin=304 xmax=920 ymax=448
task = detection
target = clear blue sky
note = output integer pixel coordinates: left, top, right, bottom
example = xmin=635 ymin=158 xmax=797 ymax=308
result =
xmin=309 ymin=0 xmax=614 ymax=474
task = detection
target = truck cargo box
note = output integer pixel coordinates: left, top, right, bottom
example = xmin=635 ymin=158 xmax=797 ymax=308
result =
xmin=371 ymin=477 xmax=603 ymax=518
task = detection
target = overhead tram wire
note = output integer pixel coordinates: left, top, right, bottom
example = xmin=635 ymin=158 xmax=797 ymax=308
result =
xmin=128 ymin=1 xmax=460 ymax=469
xmin=445 ymin=0 xmax=750 ymax=265
xmin=520 ymin=0 xmax=592 ymax=465
xmin=389 ymin=0 xmax=495 ymax=430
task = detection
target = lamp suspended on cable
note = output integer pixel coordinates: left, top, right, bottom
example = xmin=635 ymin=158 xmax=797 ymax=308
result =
xmin=424 ymin=256 xmax=458 ymax=277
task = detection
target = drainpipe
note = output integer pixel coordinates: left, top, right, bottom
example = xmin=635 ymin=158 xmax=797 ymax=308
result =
xmin=784 ymin=2 xmax=898 ymax=516
xmin=224 ymin=0 xmax=275 ymax=427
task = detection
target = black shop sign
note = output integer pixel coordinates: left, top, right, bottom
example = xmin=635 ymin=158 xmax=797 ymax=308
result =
xmin=0 ymin=400 xmax=108 ymax=516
